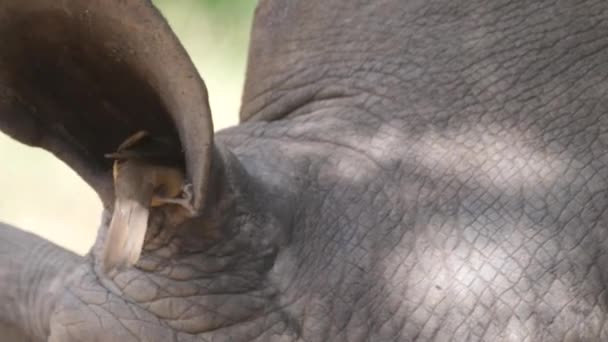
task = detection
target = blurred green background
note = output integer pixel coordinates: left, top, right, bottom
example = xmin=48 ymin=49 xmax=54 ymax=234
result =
xmin=0 ymin=1 xmax=257 ymax=254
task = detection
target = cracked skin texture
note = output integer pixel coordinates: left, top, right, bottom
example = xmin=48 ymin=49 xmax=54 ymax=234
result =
xmin=3 ymin=0 xmax=608 ymax=341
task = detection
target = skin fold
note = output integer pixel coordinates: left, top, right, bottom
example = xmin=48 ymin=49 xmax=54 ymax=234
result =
xmin=2 ymin=0 xmax=608 ymax=341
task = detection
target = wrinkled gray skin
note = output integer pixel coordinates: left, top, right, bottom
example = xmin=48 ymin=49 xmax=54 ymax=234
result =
xmin=2 ymin=0 xmax=608 ymax=341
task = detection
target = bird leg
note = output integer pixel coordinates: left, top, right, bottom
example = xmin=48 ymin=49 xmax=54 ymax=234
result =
xmin=153 ymin=183 xmax=197 ymax=216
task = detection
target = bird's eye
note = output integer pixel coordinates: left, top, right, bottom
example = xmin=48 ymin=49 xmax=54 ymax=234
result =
xmin=154 ymin=184 xmax=168 ymax=197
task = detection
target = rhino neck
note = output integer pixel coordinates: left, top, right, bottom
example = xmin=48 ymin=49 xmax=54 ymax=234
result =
xmin=240 ymin=0 xmax=418 ymax=123
xmin=89 ymin=142 xmax=302 ymax=338
xmin=0 ymin=224 xmax=83 ymax=341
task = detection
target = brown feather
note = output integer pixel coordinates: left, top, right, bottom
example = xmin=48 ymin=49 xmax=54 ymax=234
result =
xmin=103 ymin=197 xmax=151 ymax=273
xmin=102 ymin=160 xmax=155 ymax=273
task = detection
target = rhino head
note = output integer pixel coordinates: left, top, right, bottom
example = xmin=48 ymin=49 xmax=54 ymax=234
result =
xmin=3 ymin=0 xmax=608 ymax=341
xmin=0 ymin=1 xmax=294 ymax=340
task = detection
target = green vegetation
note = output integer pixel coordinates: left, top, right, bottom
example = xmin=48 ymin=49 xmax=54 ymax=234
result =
xmin=153 ymin=0 xmax=256 ymax=67
xmin=152 ymin=0 xmax=257 ymax=129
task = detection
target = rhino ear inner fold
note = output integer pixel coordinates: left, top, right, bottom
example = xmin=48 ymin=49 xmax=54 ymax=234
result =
xmin=0 ymin=0 xmax=213 ymax=211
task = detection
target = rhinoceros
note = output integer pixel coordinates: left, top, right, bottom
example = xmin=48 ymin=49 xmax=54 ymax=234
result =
xmin=1 ymin=0 xmax=607 ymax=341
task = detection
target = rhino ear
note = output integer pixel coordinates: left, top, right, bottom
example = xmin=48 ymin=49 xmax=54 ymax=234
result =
xmin=0 ymin=0 xmax=213 ymax=211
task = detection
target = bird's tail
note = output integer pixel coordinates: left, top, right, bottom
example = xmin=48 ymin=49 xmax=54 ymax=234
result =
xmin=102 ymin=198 xmax=150 ymax=274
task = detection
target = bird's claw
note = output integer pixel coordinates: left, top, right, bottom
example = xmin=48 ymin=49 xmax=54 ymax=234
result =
xmin=181 ymin=183 xmax=194 ymax=202
xmin=155 ymin=183 xmax=197 ymax=216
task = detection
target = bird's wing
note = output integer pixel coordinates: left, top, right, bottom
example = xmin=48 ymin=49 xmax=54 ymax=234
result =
xmin=102 ymin=197 xmax=151 ymax=273
xmin=102 ymin=160 xmax=155 ymax=274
